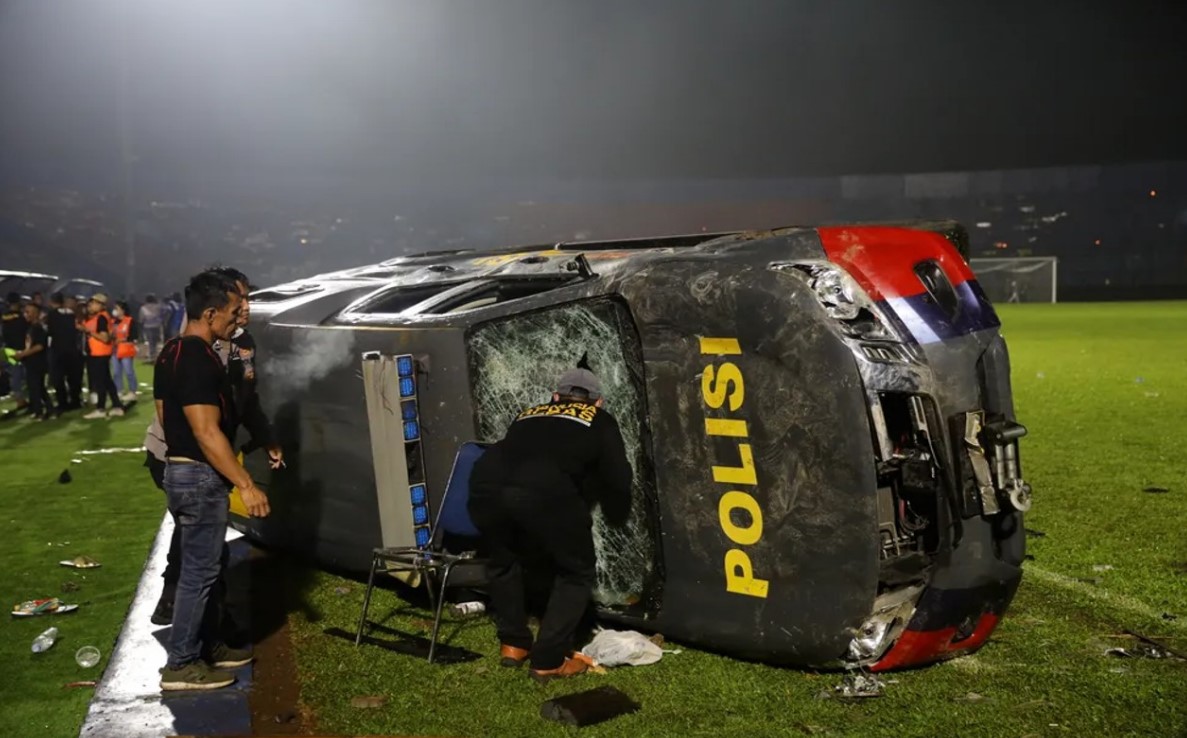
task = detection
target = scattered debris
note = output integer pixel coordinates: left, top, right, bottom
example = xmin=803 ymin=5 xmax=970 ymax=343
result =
xmin=820 ymin=673 xmax=887 ymax=701
xmin=1105 ymin=646 xmax=1169 ymax=659
xmin=1074 ymin=577 xmax=1102 ymax=586
xmin=582 ymin=629 xmax=664 ymax=667
xmin=58 ymin=470 xmax=72 ymax=484
xmin=648 ymin=633 xmax=666 ymax=647
xmin=12 ymin=598 xmax=79 ymax=617
xmin=75 ymin=646 xmax=101 ymax=668
xmin=60 ymin=556 xmax=101 ymax=569
xmin=1134 ymin=376 xmax=1145 ymax=384
xmin=61 ymin=581 xmax=79 ymax=593
xmin=1024 ymin=528 xmax=1046 ymax=538
xmin=1091 ymin=564 xmax=1114 ymax=573
xmin=63 ymin=681 xmax=96 ymax=689
xmin=1143 ymin=486 xmax=1170 ymax=494
xmin=1123 ymin=630 xmax=1187 ymax=661
xmin=332 ymin=586 xmax=351 ymax=596
xmin=955 ymin=692 xmax=987 ymax=703
xmin=71 ymin=459 xmax=84 ymax=465
xmin=350 ymin=695 xmax=387 ymax=709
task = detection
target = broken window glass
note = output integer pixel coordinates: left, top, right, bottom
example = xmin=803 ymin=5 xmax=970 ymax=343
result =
xmin=468 ymin=298 xmax=657 ymax=608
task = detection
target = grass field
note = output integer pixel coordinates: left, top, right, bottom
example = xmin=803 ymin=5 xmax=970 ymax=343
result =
xmin=2 ymin=304 xmax=1186 ymax=738
xmin=0 ymin=366 xmax=161 ymax=738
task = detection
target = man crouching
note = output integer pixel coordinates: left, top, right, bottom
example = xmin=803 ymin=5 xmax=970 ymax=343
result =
xmin=155 ymin=271 xmax=271 ymax=691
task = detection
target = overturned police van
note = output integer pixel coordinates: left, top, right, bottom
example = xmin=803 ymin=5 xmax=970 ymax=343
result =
xmin=231 ymin=221 xmax=1031 ymax=671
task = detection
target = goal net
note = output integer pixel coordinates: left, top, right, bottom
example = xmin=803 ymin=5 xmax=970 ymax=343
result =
xmin=969 ymin=257 xmax=1058 ymax=304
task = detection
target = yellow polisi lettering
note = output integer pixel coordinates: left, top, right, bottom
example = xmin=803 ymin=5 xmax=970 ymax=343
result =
xmin=702 ymin=363 xmax=744 ymax=411
xmin=724 ymin=549 xmax=770 ymax=598
xmin=718 ymin=490 xmax=763 ymax=545
xmin=705 ymin=418 xmax=748 ymax=437
xmin=699 ymin=336 xmax=769 ymax=600
xmin=699 ymin=336 xmax=742 ymax=355
xmin=712 ymin=443 xmax=757 ymax=486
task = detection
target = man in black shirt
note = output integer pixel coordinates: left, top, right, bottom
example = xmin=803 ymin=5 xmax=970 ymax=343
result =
xmin=14 ymin=302 xmax=51 ymax=420
xmin=468 ymin=367 xmax=633 ymax=683
xmin=154 ymin=270 xmax=272 ymax=692
xmin=46 ymin=292 xmax=83 ymax=412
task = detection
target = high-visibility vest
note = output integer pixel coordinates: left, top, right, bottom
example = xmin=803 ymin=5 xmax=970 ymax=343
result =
xmin=114 ymin=316 xmax=136 ymax=359
xmin=85 ymin=312 xmax=115 ymax=357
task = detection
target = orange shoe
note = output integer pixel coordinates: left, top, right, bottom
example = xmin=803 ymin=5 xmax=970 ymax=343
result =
xmin=529 ymin=656 xmax=589 ymax=684
xmin=499 ymin=644 xmax=530 ymax=668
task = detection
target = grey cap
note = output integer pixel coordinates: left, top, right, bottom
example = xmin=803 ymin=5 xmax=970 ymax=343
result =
xmin=556 ymin=368 xmax=602 ymax=400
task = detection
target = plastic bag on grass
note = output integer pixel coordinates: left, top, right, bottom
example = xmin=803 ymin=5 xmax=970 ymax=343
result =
xmin=581 ymin=629 xmax=663 ymax=667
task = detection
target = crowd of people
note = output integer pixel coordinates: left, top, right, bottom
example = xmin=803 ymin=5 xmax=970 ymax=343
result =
xmin=0 ymin=289 xmax=186 ymax=419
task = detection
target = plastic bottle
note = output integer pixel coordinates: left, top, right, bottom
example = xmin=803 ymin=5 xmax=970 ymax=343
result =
xmin=451 ymin=601 xmax=486 ymax=617
xmin=32 ymin=627 xmax=59 ymax=653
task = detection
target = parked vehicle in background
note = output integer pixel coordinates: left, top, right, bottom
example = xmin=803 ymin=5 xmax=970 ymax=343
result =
xmin=0 ymin=271 xmax=106 ymax=301
xmin=50 ymin=278 xmax=105 ymax=301
xmin=0 ymin=271 xmax=57 ymax=300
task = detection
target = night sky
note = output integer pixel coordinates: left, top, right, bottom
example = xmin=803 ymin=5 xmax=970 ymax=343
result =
xmin=1 ymin=0 xmax=1185 ymax=187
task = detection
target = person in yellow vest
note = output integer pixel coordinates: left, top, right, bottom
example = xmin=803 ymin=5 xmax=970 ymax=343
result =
xmin=82 ymin=293 xmax=127 ymax=419
xmin=111 ymin=300 xmax=138 ymax=403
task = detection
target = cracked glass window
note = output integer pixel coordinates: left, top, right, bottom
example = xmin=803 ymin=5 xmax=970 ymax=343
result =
xmin=468 ymin=298 xmax=657 ymax=608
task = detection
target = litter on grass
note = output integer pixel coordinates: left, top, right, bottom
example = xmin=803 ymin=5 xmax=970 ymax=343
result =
xmin=1143 ymin=486 xmax=1170 ymax=494
xmin=12 ymin=598 xmax=80 ymax=617
xmin=1092 ymin=564 xmax=1115 ymax=573
xmin=60 ymin=555 xmax=101 ymax=569
xmin=581 ymin=629 xmax=669 ymax=667
xmin=817 ymin=673 xmax=890 ymax=701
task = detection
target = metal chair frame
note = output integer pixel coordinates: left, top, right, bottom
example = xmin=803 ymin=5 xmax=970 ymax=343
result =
xmin=354 ymin=442 xmax=487 ymax=663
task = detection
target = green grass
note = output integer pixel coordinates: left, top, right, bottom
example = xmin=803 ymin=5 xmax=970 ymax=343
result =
xmin=0 ymin=367 xmax=163 ymax=738
xmin=286 ymin=302 xmax=1187 ymax=738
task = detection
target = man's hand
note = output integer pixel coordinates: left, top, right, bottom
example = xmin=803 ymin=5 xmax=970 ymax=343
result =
xmin=266 ymin=444 xmax=285 ymax=470
xmin=239 ymin=483 xmax=271 ymax=518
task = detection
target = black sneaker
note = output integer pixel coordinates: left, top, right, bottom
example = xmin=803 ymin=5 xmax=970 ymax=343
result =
xmin=160 ymin=661 xmax=236 ymax=691
xmin=150 ymin=593 xmax=174 ymax=626
xmin=204 ymin=642 xmax=253 ymax=668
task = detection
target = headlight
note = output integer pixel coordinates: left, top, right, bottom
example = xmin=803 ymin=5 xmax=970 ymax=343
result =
xmin=770 ymin=261 xmax=893 ymax=339
xmin=812 ymin=268 xmax=860 ymax=320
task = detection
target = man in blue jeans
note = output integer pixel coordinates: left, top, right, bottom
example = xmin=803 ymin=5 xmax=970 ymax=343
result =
xmin=153 ymin=270 xmax=273 ymax=691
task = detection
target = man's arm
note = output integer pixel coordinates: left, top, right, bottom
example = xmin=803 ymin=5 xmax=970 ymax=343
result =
xmin=594 ymin=413 xmax=634 ymax=526
xmin=16 ymin=332 xmax=44 ymax=360
xmin=181 ymin=403 xmax=270 ymax=518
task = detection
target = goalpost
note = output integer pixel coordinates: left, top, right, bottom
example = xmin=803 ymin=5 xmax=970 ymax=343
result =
xmin=969 ymin=256 xmax=1059 ymax=304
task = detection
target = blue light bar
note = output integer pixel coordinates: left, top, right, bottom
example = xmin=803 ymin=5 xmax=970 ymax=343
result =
xmin=397 ymin=355 xmax=414 ymax=377
xmin=403 ymin=419 xmax=420 ymax=441
xmin=415 ymin=526 xmax=431 ymax=547
xmin=399 ymin=376 xmax=415 ymax=398
xmin=401 ymin=400 xmax=418 ymax=421
xmin=413 ymin=505 xmax=429 ymax=525
xmin=410 ymin=484 xmax=426 ymax=505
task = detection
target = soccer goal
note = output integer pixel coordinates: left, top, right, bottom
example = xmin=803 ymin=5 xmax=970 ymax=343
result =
xmin=969 ymin=256 xmax=1058 ymax=304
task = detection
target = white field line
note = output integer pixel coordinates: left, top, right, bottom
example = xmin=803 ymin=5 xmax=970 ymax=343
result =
xmin=1024 ymin=564 xmax=1187 ymax=634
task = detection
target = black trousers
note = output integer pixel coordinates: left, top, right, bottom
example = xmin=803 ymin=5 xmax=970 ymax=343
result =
xmin=25 ymin=365 xmax=51 ymax=418
xmin=86 ymin=356 xmax=123 ymax=410
xmin=49 ymin=349 xmax=83 ymax=409
xmin=469 ymin=484 xmax=596 ymax=670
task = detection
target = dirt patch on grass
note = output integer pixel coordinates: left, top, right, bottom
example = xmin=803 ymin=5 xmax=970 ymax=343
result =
xmin=245 ymin=548 xmax=316 ymax=735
